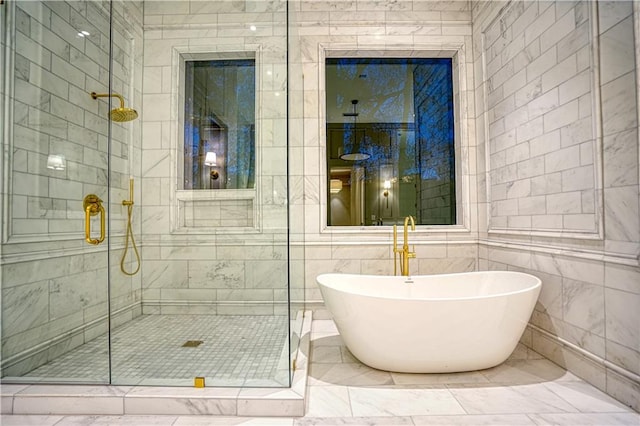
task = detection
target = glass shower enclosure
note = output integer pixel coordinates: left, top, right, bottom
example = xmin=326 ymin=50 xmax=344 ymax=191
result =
xmin=0 ymin=0 xmax=298 ymax=388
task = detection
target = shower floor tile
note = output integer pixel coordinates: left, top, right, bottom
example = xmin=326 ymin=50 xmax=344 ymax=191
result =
xmin=24 ymin=315 xmax=289 ymax=387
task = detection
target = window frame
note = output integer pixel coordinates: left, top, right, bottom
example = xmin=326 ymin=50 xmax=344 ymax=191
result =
xmin=320 ymin=48 xmax=470 ymax=235
xmin=172 ymin=49 xmax=261 ymax=234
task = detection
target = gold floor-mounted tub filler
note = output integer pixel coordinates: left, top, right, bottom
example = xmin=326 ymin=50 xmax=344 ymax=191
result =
xmin=393 ymin=215 xmax=416 ymax=276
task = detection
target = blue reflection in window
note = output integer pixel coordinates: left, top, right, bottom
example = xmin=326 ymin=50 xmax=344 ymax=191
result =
xmin=184 ymin=59 xmax=255 ymax=190
xmin=327 ymin=58 xmax=455 ymax=225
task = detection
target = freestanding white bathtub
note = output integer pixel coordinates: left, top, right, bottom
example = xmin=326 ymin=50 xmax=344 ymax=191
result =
xmin=316 ymin=271 xmax=541 ymax=373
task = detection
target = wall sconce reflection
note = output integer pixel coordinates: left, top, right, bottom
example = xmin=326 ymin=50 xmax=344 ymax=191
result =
xmin=383 ymin=180 xmax=391 ymax=208
xmin=47 ymin=154 xmax=66 ymax=170
xmin=204 ymin=151 xmax=219 ymax=181
xmin=330 ymin=179 xmax=343 ymax=194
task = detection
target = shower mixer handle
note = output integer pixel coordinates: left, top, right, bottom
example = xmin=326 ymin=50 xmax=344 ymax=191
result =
xmin=84 ymin=194 xmax=105 ymax=245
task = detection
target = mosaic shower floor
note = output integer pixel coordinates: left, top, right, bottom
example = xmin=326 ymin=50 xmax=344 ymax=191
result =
xmin=24 ymin=314 xmax=290 ymax=387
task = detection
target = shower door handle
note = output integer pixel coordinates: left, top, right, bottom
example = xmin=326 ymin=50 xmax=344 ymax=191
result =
xmin=84 ymin=194 xmax=105 ymax=245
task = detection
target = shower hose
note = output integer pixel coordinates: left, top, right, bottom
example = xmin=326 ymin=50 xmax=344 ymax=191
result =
xmin=120 ymin=202 xmax=141 ymax=276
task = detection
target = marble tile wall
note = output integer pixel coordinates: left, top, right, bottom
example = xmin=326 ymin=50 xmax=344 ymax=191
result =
xmin=1 ymin=0 xmax=144 ymax=377
xmin=472 ymin=0 xmax=640 ymax=411
xmin=140 ymin=0 xmax=292 ymax=314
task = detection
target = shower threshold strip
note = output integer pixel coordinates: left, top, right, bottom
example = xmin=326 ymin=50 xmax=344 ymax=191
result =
xmin=0 ymin=312 xmax=312 ymax=417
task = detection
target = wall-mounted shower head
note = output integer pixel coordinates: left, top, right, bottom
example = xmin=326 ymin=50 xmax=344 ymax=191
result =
xmin=90 ymin=92 xmax=139 ymax=122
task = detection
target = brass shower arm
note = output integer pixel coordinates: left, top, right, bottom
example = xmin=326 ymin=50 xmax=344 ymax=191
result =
xmin=91 ymin=92 xmax=125 ymax=109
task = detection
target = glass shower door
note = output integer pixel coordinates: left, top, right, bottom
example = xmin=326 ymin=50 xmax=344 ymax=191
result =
xmin=0 ymin=0 xmax=114 ymax=383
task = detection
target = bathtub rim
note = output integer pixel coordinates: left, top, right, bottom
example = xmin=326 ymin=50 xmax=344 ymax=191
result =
xmin=316 ymin=270 xmax=542 ymax=302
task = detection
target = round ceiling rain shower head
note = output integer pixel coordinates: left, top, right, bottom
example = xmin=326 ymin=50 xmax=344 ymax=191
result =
xmin=110 ymin=106 xmax=138 ymax=122
xmin=90 ymin=92 xmax=138 ymax=122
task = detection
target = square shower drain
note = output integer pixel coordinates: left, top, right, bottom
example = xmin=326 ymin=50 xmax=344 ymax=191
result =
xmin=182 ymin=340 xmax=204 ymax=347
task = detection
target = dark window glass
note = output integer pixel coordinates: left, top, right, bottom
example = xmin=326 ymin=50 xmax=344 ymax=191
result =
xmin=326 ymin=58 xmax=455 ymax=225
xmin=184 ymin=60 xmax=255 ymax=190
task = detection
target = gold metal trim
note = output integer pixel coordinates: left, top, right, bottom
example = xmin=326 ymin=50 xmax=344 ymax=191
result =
xmin=393 ymin=216 xmax=415 ymax=276
xmin=91 ymin=91 xmax=125 ymax=109
xmin=182 ymin=340 xmax=203 ymax=347
xmin=84 ymin=194 xmax=105 ymax=245
xmin=120 ymin=178 xmax=141 ymax=276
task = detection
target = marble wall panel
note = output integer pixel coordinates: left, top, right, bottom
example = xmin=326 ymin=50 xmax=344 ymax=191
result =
xmin=473 ymin=0 xmax=639 ymax=409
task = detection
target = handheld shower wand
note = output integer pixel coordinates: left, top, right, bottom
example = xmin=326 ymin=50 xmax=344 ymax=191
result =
xmin=121 ymin=178 xmax=141 ymax=276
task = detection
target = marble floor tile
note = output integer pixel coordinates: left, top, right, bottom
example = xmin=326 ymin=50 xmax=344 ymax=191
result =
xmin=237 ymin=389 xmax=304 ymax=417
xmin=391 ymin=370 xmax=490 ymax=385
xmin=3 ymin=317 xmax=640 ymax=425
xmin=508 ymin=344 xmax=545 ymax=361
xmin=308 ymin=363 xmax=393 ymax=386
xmin=295 ymin=417 xmax=413 ymax=425
xmin=310 ymin=346 xmax=342 ymax=364
xmin=528 ymin=412 xmax=640 ymax=425
xmin=311 ymin=320 xmax=338 ymax=334
xmin=543 ymin=381 xmax=631 ymax=412
xmin=340 ymin=347 xmax=359 ymax=363
xmin=174 ymin=416 xmax=296 ymax=425
xmin=348 ymin=386 xmax=466 ymax=417
xmin=124 ymin=396 xmax=236 ymax=416
xmin=447 ymin=383 xmax=579 ymax=414
xmin=0 ymin=415 xmax=63 ymax=425
xmin=305 ymin=386 xmax=351 ymax=417
xmin=309 ymin=335 xmax=344 ymax=347
xmin=481 ymin=359 xmax=580 ymax=384
xmin=51 ymin=415 xmax=177 ymax=425
xmin=411 ymin=414 xmax=537 ymax=425
xmin=21 ymin=315 xmax=288 ymax=387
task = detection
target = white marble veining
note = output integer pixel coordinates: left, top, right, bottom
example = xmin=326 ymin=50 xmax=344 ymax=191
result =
xmin=605 ymin=288 xmax=640 ymax=351
xmin=124 ymin=396 xmax=236 ymax=416
xmin=0 ymin=415 xmax=64 ymax=426
xmin=308 ymin=363 xmax=394 ymax=387
xmin=528 ymin=412 xmax=640 ymax=426
xmin=480 ymin=359 xmax=580 ymax=385
xmin=5 ymin=315 xmax=640 ymax=424
xmin=236 ymin=388 xmax=304 ymax=417
xmin=175 ymin=417 xmax=295 ymax=425
xmin=447 ymin=383 xmax=579 ymax=415
xmin=303 ymin=386 xmax=351 ymax=418
xmin=411 ymin=414 xmax=537 ymax=425
xmin=12 ymin=385 xmax=130 ymax=415
xmin=543 ymin=381 xmax=631 ymax=413
xmin=349 ymin=387 xmax=466 ymax=417
xmin=562 ymin=279 xmax=605 ymax=335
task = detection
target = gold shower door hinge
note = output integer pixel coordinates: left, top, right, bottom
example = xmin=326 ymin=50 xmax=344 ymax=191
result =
xmin=292 ymin=359 xmax=297 ymax=371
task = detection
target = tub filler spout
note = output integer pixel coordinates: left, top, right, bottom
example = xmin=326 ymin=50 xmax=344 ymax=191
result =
xmin=393 ymin=215 xmax=415 ymax=276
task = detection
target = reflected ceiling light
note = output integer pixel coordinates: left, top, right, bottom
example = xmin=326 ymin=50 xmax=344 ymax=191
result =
xmin=47 ymin=154 xmax=66 ymax=170
xmin=330 ymin=179 xmax=343 ymax=194
xmin=383 ymin=180 xmax=391 ymax=207
xmin=249 ymin=25 xmax=257 ymax=31
xmin=204 ymin=151 xmax=219 ymax=181
xmin=340 ymin=99 xmax=370 ymax=161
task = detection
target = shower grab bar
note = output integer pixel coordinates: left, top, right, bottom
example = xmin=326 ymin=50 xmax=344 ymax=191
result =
xmin=84 ymin=194 xmax=105 ymax=245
